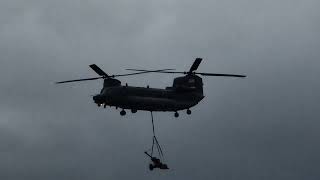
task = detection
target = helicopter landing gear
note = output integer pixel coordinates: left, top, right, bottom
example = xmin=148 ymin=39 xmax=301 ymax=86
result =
xmin=131 ymin=109 xmax=137 ymax=113
xmin=120 ymin=109 xmax=126 ymax=116
xmin=187 ymin=109 xmax=191 ymax=115
xmin=174 ymin=112 xmax=179 ymax=118
xmin=149 ymin=164 xmax=154 ymax=171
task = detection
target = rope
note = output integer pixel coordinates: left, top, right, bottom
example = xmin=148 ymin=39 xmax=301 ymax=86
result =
xmin=151 ymin=111 xmax=155 ymax=135
xmin=149 ymin=111 xmax=165 ymax=161
xmin=151 ymin=137 xmax=154 ymax=156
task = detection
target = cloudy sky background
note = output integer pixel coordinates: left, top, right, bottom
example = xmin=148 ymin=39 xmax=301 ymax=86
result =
xmin=0 ymin=0 xmax=319 ymax=179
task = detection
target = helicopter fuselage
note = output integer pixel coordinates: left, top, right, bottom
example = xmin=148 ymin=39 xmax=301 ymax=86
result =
xmin=93 ymin=85 xmax=204 ymax=112
xmin=93 ymin=75 xmax=204 ymax=113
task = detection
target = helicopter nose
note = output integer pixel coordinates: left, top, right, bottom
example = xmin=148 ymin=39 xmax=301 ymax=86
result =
xmin=93 ymin=95 xmax=103 ymax=104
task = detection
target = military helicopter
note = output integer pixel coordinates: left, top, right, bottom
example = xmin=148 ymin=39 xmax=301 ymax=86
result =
xmin=56 ymin=58 xmax=246 ymax=117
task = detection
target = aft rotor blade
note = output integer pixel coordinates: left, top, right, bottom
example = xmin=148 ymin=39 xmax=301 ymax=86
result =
xmin=196 ymin=72 xmax=246 ymax=78
xmin=55 ymin=77 xmax=103 ymax=84
xmin=189 ymin=58 xmax=202 ymax=72
xmin=125 ymin=69 xmax=246 ymax=78
xmin=89 ymin=64 xmax=108 ymax=77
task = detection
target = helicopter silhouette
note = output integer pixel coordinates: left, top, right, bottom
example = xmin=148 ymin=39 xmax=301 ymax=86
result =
xmin=56 ymin=58 xmax=246 ymax=117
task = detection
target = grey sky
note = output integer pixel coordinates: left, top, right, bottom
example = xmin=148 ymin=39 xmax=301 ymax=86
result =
xmin=0 ymin=0 xmax=319 ymax=179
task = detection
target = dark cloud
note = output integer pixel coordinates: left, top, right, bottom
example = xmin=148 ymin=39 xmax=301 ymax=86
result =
xmin=0 ymin=0 xmax=319 ymax=179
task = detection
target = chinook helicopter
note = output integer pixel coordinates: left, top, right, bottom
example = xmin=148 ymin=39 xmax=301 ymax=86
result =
xmin=56 ymin=58 xmax=246 ymax=117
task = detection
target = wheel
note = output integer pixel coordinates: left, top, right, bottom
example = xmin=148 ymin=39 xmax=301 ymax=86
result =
xmin=104 ymin=104 xmax=107 ymax=108
xmin=187 ymin=109 xmax=191 ymax=115
xmin=149 ymin=164 xmax=154 ymax=171
xmin=174 ymin=112 xmax=179 ymax=118
xmin=131 ymin=109 xmax=137 ymax=113
xmin=120 ymin=110 xmax=126 ymax=116
xmin=97 ymin=104 xmax=101 ymax=107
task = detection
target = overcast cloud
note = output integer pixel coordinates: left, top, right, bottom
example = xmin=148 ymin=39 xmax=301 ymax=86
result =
xmin=0 ymin=0 xmax=320 ymax=179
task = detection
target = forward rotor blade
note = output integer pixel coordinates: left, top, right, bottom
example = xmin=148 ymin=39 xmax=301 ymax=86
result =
xmin=89 ymin=64 xmax=108 ymax=77
xmin=125 ymin=68 xmax=175 ymax=72
xmin=55 ymin=77 xmax=103 ymax=84
xmin=196 ymin=72 xmax=246 ymax=78
xmin=189 ymin=58 xmax=202 ymax=72
xmin=126 ymin=69 xmax=186 ymax=75
xmin=114 ymin=69 xmax=177 ymax=77
xmin=151 ymin=71 xmax=186 ymax=74
xmin=113 ymin=71 xmax=157 ymax=77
